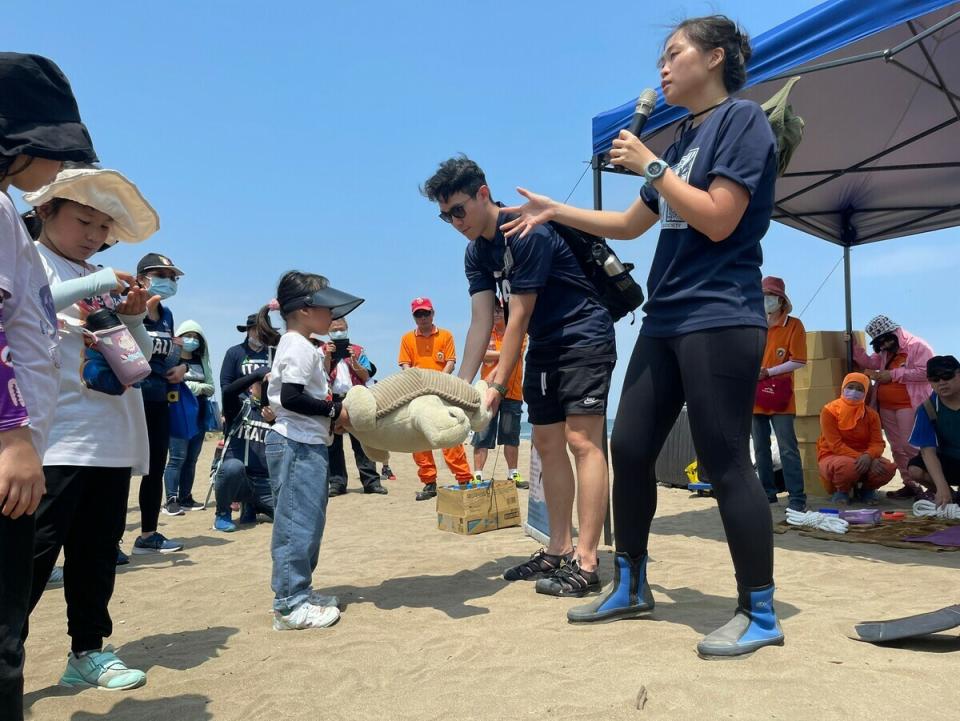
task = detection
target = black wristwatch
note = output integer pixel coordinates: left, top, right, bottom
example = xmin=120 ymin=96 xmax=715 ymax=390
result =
xmin=490 ymin=382 xmax=508 ymax=397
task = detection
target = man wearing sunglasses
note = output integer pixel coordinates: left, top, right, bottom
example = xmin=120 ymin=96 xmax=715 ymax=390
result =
xmin=398 ymin=297 xmax=473 ymax=500
xmin=422 ymin=155 xmax=615 ymax=600
xmin=907 ymin=355 xmax=960 ymax=508
xmin=853 ymin=314 xmax=934 ymax=499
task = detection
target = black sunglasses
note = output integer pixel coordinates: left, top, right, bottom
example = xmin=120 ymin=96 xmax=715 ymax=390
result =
xmin=413 ymin=310 xmax=432 ymax=318
xmin=928 ymin=370 xmax=958 ymax=383
xmin=438 ymin=197 xmax=474 ymax=223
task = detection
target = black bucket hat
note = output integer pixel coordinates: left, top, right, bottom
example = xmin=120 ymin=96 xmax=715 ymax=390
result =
xmin=0 ymin=53 xmax=97 ymax=163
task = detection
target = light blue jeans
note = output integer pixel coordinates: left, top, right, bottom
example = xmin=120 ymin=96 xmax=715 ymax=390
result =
xmin=163 ymin=432 xmax=205 ymax=501
xmin=265 ymin=430 xmax=329 ymax=613
xmin=751 ymin=413 xmax=806 ymax=507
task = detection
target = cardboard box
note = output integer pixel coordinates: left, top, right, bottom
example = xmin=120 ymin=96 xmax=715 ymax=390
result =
xmin=805 ymin=330 xmax=865 ymax=360
xmin=793 ymin=415 xmax=822 ymax=443
xmin=802 ymin=467 xmax=827 ymax=497
xmin=436 ymin=479 xmax=520 ymax=535
xmin=793 ymin=358 xmax=847 ymax=390
xmin=794 ymin=385 xmax=839 ymax=417
xmin=797 ymin=441 xmax=820 ymax=470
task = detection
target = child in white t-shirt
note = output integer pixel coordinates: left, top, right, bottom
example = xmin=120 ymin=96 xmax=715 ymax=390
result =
xmin=0 ymin=51 xmax=97 ymax=721
xmin=20 ymin=166 xmax=159 ymax=692
xmin=263 ymin=270 xmax=363 ymax=630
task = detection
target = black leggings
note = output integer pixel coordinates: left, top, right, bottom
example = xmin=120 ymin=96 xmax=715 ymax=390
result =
xmin=140 ymin=399 xmax=170 ymax=534
xmin=610 ymin=326 xmax=773 ymax=590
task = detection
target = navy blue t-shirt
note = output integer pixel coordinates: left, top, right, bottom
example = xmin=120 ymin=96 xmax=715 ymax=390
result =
xmin=140 ymin=304 xmax=180 ymax=402
xmin=638 ymin=98 xmax=777 ymax=337
xmin=220 ymin=340 xmax=272 ymax=427
xmin=465 ymin=209 xmax=614 ymax=367
xmin=224 ymin=398 xmax=271 ymax=478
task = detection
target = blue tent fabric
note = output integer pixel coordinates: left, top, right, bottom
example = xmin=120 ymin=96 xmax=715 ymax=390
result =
xmin=591 ymin=0 xmax=956 ymax=155
xmin=590 ymin=0 xmax=960 ymax=245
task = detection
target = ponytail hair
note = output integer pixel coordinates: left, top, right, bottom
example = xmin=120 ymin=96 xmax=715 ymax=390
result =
xmin=253 ymin=304 xmax=282 ymax=347
xmin=671 ymin=15 xmax=752 ymax=93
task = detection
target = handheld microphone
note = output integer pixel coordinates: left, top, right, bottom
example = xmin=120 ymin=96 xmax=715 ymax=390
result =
xmin=626 ymin=88 xmax=659 ymax=138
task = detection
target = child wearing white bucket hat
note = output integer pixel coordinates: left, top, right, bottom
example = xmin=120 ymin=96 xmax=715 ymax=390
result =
xmin=20 ymin=165 xmax=160 ymax=692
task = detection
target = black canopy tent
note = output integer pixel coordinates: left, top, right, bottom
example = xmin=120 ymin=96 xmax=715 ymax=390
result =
xmin=590 ymin=0 xmax=960 ymax=356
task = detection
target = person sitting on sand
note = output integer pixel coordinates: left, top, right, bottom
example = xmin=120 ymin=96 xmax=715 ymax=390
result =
xmin=906 ymin=355 xmax=960 ymax=507
xmin=816 ymin=372 xmax=896 ymax=505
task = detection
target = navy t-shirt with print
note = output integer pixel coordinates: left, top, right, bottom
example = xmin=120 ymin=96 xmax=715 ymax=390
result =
xmin=638 ymin=98 xmax=777 ymax=337
xmin=464 ymin=209 xmax=614 ymax=368
xmin=140 ymin=304 xmax=180 ymax=402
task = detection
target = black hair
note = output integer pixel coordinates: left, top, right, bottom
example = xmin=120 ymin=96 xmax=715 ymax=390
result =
xmin=273 ymin=270 xmax=328 ymax=319
xmin=252 ymin=303 xmax=282 ymax=347
xmin=0 ymin=154 xmax=16 ymax=182
xmin=670 ymin=15 xmax=752 ymax=93
xmin=420 ymin=154 xmax=488 ymax=203
xmin=17 ymin=161 xmax=100 ymax=241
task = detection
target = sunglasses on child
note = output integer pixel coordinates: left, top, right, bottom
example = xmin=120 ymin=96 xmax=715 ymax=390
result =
xmin=928 ymin=370 xmax=958 ymax=383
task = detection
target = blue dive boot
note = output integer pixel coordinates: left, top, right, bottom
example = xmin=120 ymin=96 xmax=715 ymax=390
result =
xmin=567 ymin=552 xmax=654 ymax=623
xmin=697 ymin=584 xmax=785 ymax=658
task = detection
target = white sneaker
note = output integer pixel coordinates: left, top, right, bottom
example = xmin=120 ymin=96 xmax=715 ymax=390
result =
xmin=273 ymin=602 xmax=340 ymax=630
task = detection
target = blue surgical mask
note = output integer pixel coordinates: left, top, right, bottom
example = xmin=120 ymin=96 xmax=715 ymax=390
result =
xmin=763 ymin=295 xmax=781 ymax=314
xmin=842 ymin=388 xmax=866 ymax=402
xmin=149 ymin=277 xmax=178 ymax=300
xmin=181 ymin=337 xmax=200 ymax=353
xmin=329 ymin=330 xmax=349 ymax=341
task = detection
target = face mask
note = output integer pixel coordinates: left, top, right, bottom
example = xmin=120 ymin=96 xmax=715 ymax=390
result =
xmin=149 ymin=277 xmax=178 ymax=300
xmin=329 ymin=330 xmax=349 ymax=341
xmin=181 ymin=337 xmax=200 ymax=353
xmin=763 ymin=295 xmax=781 ymax=314
xmin=842 ymin=388 xmax=866 ymax=402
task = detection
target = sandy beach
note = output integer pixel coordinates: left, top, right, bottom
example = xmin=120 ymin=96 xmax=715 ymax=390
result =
xmin=23 ymin=437 xmax=959 ymax=721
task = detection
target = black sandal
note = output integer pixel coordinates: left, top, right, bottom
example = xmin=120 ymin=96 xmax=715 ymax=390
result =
xmin=535 ymin=559 xmax=601 ymax=597
xmin=503 ymin=549 xmax=568 ymax=582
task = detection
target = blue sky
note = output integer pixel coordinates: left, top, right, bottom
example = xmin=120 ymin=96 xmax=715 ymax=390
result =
xmin=9 ymin=1 xmax=957 ymax=407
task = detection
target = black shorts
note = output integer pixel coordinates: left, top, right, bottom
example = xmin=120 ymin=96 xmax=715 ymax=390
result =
xmin=523 ymin=360 xmax=614 ymax=426
xmin=908 ymin=451 xmax=960 ymax=485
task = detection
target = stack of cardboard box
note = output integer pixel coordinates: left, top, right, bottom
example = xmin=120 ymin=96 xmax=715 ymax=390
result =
xmin=792 ymin=331 xmax=865 ymax=496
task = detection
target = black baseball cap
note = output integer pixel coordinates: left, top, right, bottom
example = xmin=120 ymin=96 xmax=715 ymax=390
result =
xmin=237 ymin=313 xmax=258 ymax=332
xmin=927 ymin=355 xmax=960 ymax=377
xmin=0 ymin=53 xmax=98 ymax=163
xmin=137 ymin=252 xmax=184 ymax=276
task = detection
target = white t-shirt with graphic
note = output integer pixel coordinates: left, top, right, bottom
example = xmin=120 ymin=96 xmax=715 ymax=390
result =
xmin=36 ymin=244 xmax=149 ymax=473
xmin=267 ymin=331 xmax=332 ymax=445
xmin=0 ymin=192 xmax=60 ymax=453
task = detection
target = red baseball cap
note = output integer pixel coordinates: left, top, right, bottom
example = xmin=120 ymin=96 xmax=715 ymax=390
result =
xmin=411 ymin=297 xmax=433 ymax=313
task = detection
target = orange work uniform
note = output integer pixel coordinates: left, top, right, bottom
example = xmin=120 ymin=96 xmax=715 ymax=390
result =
xmin=875 ymin=353 xmax=913 ymax=410
xmin=754 ymin=315 xmax=807 ymax=416
xmin=479 ymin=329 xmax=525 ymax=402
xmin=398 ymin=326 xmax=473 ymax=484
xmin=816 ymin=405 xmax=895 ymax=493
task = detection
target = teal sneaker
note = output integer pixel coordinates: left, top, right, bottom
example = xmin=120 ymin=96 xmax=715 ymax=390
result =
xmin=59 ymin=646 xmax=146 ymax=690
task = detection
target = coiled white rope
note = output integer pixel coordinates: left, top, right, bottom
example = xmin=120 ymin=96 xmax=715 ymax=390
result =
xmin=785 ymin=509 xmax=850 ymax=534
xmin=912 ymin=500 xmax=960 ymax=520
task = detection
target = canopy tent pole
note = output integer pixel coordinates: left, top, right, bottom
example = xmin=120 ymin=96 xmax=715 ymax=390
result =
xmin=593 ymin=154 xmax=614 ymax=547
xmin=844 ymin=245 xmax=853 ymax=370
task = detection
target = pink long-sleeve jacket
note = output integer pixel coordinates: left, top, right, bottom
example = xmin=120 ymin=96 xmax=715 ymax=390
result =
xmin=853 ymin=327 xmax=933 ymax=410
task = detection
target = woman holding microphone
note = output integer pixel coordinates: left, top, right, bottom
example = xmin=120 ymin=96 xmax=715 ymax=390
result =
xmin=502 ymin=15 xmax=783 ymax=657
